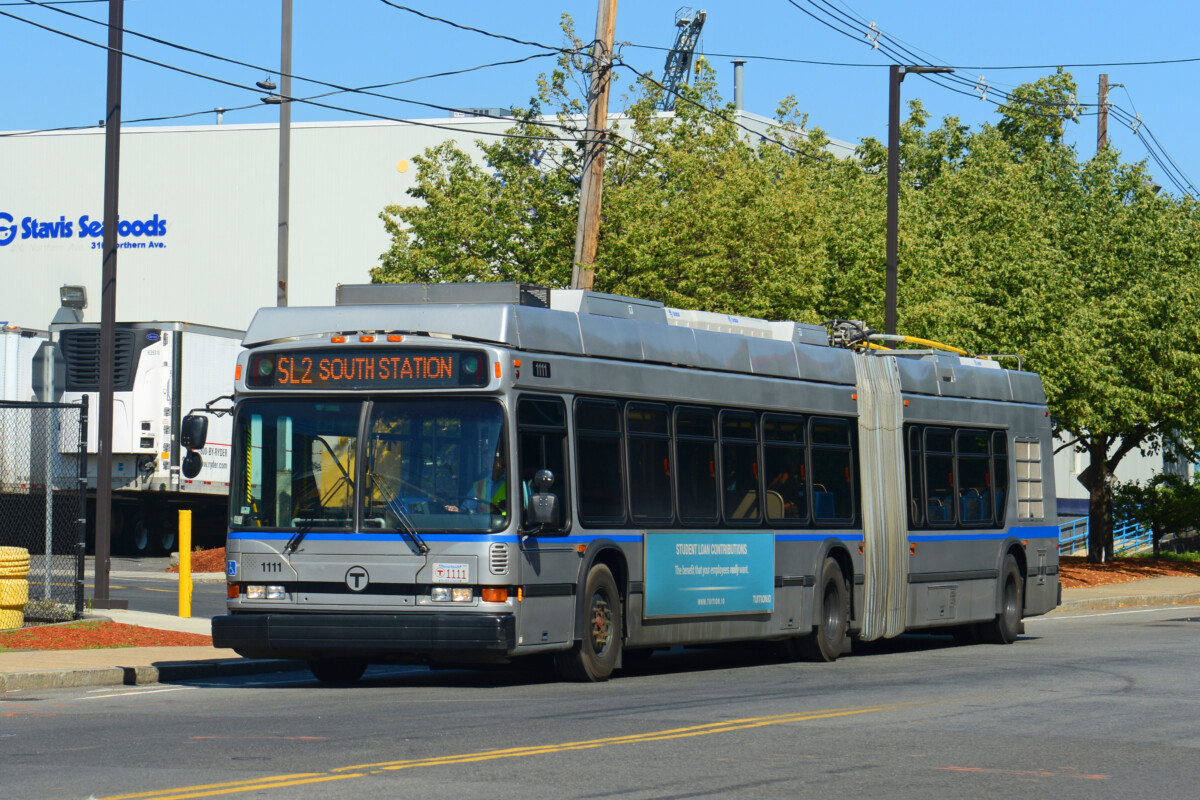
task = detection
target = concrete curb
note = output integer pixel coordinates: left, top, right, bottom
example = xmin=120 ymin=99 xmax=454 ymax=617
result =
xmin=1055 ymin=592 xmax=1200 ymax=612
xmin=0 ymin=657 xmax=306 ymax=693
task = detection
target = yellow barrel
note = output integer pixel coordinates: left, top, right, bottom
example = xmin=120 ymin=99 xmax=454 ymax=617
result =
xmin=0 ymin=546 xmax=29 ymax=629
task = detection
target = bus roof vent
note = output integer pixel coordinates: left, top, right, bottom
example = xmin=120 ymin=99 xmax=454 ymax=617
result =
xmin=335 ymin=282 xmax=550 ymax=308
xmin=550 ymin=289 xmax=668 ymax=323
xmin=661 ymin=307 xmax=829 ymax=346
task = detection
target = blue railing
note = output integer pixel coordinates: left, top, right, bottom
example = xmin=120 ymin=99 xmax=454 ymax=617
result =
xmin=1058 ymin=516 xmax=1152 ymax=555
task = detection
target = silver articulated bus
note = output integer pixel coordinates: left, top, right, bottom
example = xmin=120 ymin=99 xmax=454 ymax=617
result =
xmin=201 ymin=283 xmax=1059 ymax=683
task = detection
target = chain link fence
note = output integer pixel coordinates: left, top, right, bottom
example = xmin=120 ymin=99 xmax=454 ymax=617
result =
xmin=0 ymin=398 xmax=87 ymax=621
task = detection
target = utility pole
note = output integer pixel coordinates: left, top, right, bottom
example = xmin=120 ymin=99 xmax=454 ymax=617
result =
xmin=95 ymin=0 xmax=127 ymax=610
xmin=1096 ymin=73 xmax=1109 ymax=153
xmin=885 ymin=64 xmax=952 ymax=335
xmin=570 ymin=0 xmax=617 ymax=291
xmin=276 ymin=0 xmax=292 ymax=306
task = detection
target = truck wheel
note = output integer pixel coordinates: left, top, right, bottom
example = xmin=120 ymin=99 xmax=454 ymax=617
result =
xmin=158 ymin=525 xmax=177 ymax=556
xmin=555 ymin=563 xmax=622 ymax=682
xmin=309 ymin=659 xmax=368 ymax=684
xmin=127 ymin=516 xmax=151 ymax=554
xmin=800 ymin=557 xmax=849 ymax=662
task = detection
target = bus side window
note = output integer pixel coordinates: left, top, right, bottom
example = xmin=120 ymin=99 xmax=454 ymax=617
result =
xmin=956 ymin=429 xmax=993 ymax=525
xmin=763 ymin=413 xmax=808 ymax=524
xmin=992 ymin=431 xmax=1009 ymax=527
xmin=627 ymin=403 xmax=673 ymax=525
xmin=720 ymin=411 xmax=760 ymax=523
xmin=906 ymin=424 xmax=923 ymax=527
xmin=517 ymin=395 xmax=568 ymax=532
xmin=575 ymin=398 xmax=626 ymax=526
xmin=924 ymin=427 xmax=955 ymax=525
xmin=810 ymin=417 xmax=854 ymax=523
xmin=676 ymin=407 xmax=718 ymax=525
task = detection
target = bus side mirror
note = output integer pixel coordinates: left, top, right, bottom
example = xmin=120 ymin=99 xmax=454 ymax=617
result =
xmin=181 ymin=414 xmax=208 ymax=450
xmin=527 ymin=469 xmax=559 ymax=527
xmin=182 ymin=451 xmax=203 ymax=479
xmin=180 ymin=414 xmax=208 ymax=479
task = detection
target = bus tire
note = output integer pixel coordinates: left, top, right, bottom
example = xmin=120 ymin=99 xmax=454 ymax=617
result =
xmin=980 ymin=554 xmax=1023 ymax=644
xmin=555 ymin=563 xmax=622 ymax=682
xmin=308 ymin=658 xmax=368 ymax=684
xmin=800 ymin=557 xmax=849 ymax=662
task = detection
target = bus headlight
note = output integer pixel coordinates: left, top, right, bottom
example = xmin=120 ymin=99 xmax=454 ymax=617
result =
xmin=245 ymin=585 xmax=286 ymax=600
xmin=430 ymin=587 xmax=473 ymax=602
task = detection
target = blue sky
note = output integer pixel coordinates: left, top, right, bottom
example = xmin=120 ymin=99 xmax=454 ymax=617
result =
xmin=3 ymin=0 xmax=1197 ymax=196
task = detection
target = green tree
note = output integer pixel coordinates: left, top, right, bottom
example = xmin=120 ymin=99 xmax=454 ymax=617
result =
xmin=1114 ymin=474 xmax=1200 ymax=558
xmin=893 ymin=77 xmax=1200 ymax=563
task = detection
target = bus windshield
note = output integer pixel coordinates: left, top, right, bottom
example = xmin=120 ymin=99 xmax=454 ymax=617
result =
xmin=363 ymin=399 xmax=507 ymax=533
xmin=229 ymin=398 xmax=508 ymax=534
xmin=231 ymin=400 xmax=360 ymax=530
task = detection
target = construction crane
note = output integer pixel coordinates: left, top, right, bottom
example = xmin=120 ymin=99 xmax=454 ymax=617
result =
xmin=658 ymin=7 xmax=707 ymax=111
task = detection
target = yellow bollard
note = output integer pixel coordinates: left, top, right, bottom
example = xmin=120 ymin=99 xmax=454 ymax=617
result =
xmin=178 ymin=510 xmax=192 ymax=619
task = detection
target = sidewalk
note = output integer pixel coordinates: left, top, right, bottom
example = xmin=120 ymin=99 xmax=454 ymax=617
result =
xmin=1 ymin=568 xmax=305 ymax=693
xmin=4 ymin=576 xmax=1200 ymax=693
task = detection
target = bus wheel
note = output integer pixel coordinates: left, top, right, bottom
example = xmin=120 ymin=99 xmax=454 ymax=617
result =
xmin=555 ymin=564 xmax=622 ymax=682
xmin=308 ymin=659 xmax=368 ymax=684
xmin=800 ymin=557 xmax=849 ymax=662
xmin=980 ymin=554 xmax=1023 ymax=644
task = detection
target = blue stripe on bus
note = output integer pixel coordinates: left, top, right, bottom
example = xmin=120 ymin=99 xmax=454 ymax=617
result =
xmin=909 ymin=526 xmax=1059 ymax=543
xmin=774 ymin=533 xmax=864 ymax=543
xmin=228 ymin=526 xmax=1058 ymax=546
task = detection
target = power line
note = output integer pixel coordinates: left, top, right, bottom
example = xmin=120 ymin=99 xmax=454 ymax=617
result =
xmin=0 ymin=8 xmax=664 ymax=160
xmin=15 ymin=0 xmax=575 ymax=129
xmin=374 ymin=0 xmax=565 ymax=53
xmin=0 ymin=5 xmax=650 ymax=153
xmin=789 ymin=0 xmax=1195 ymax=189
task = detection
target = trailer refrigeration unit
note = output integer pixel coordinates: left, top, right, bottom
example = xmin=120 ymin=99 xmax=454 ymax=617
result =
xmin=51 ymin=319 xmax=243 ymax=554
xmin=1 ymin=324 xmax=54 ymax=496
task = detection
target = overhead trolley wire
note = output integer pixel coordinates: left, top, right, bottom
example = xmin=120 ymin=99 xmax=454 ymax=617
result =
xmin=13 ymin=0 xmax=579 ymax=130
xmin=0 ymin=5 xmax=653 ymax=156
xmin=788 ymin=0 xmax=1193 ymax=186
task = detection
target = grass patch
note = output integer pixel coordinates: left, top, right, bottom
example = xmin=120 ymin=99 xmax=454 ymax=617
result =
xmin=1131 ymin=551 xmax=1200 ymax=563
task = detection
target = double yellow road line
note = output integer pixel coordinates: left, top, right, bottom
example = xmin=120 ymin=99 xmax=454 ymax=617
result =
xmin=101 ymin=700 xmax=932 ymax=800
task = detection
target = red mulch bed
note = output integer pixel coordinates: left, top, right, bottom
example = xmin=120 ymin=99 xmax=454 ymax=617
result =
xmin=1058 ymin=555 xmax=1200 ymax=589
xmin=168 ymin=547 xmax=227 ymax=574
xmin=0 ymin=621 xmax=212 ymax=651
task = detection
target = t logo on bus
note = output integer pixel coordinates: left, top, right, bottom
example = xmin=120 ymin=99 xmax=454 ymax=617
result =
xmin=345 ymin=566 xmax=370 ymax=592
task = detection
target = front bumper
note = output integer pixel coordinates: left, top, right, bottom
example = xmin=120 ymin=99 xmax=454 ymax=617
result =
xmin=212 ymin=611 xmax=516 ymax=659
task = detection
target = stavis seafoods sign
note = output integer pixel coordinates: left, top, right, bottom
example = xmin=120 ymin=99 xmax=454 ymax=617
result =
xmin=0 ymin=211 xmax=168 ymax=249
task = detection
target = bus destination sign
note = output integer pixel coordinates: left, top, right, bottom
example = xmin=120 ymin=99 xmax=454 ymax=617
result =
xmin=246 ymin=348 xmax=489 ymax=389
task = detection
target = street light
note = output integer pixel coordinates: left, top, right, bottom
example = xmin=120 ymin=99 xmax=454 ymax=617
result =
xmin=886 ymin=64 xmax=953 ymax=335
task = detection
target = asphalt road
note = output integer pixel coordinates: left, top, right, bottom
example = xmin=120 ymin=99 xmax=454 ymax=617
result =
xmin=4 ymin=604 xmax=1200 ymax=800
xmin=85 ymin=556 xmax=228 ymax=619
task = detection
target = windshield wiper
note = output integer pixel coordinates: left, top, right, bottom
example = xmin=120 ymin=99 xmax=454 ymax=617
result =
xmin=367 ymin=465 xmax=429 ymax=554
xmin=285 ymin=523 xmax=311 ymax=555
